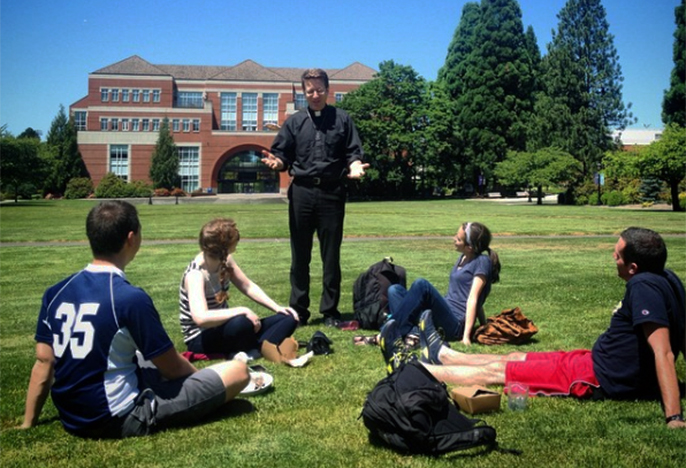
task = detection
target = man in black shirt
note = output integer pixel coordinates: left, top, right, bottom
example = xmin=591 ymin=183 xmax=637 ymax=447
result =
xmin=262 ymin=69 xmax=369 ymax=326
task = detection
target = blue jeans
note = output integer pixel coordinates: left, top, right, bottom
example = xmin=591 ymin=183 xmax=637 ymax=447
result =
xmin=387 ymin=278 xmax=463 ymax=340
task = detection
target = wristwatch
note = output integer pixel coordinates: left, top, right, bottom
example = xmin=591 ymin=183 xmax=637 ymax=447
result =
xmin=665 ymin=413 xmax=684 ymax=424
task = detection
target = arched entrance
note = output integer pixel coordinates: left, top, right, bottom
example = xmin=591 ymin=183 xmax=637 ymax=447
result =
xmin=217 ymin=150 xmax=278 ymax=194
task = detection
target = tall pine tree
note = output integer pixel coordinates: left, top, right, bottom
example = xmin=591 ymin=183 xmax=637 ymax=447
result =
xmin=535 ymin=0 xmax=634 ymax=176
xmin=662 ymin=0 xmax=685 ymax=127
xmin=43 ymin=105 xmax=89 ymax=196
xmin=451 ymin=0 xmax=536 ymax=190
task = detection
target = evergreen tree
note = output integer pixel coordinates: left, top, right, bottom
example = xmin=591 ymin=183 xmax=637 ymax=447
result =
xmin=43 ymin=105 xmax=89 ymax=195
xmin=662 ymin=0 xmax=685 ymax=127
xmin=149 ymin=118 xmax=180 ymax=189
xmin=452 ymin=0 xmax=536 ymax=190
xmin=535 ymin=0 xmax=634 ymax=176
xmin=437 ymin=2 xmax=481 ymax=101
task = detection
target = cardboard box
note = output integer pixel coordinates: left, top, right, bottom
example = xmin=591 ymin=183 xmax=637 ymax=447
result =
xmin=450 ymin=386 xmax=501 ymax=414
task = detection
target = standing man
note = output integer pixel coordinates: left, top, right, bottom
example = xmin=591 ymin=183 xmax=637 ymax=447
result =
xmin=21 ymin=201 xmax=250 ymax=438
xmin=262 ymin=68 xmax=369 ymax=326
xmin=381 ymin=227 xmax=685 ymax=428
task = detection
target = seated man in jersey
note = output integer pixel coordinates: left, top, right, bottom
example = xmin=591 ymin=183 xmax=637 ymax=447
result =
xmin=380 ymin=227 xmax=685 ymax=429
xmin=21 ymin=201 xmax=250 ymax=438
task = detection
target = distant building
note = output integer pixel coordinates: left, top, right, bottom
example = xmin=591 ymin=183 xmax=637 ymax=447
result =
xmin=612 ymin=128 xmax=663 ymax=151
xmin=70 ymin=55 xmax=375 ymax=194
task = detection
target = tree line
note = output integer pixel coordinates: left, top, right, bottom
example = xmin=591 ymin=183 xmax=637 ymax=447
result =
xmin=337 ymin=0 xmax=685 ymax=211
xmin=1 ymin=0 xmax=684 ymax=210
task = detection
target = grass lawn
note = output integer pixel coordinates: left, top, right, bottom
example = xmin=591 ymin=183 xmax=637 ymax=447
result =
xmin=1 ymin=199 xmax=685 ymax=467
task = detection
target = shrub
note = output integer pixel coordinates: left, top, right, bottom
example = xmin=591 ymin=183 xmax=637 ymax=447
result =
xmin=154 ymin=188 xmax=171 ymax=197
xmin=130 ymin=180 xmax=153 ymax=198
xmin=64 ymin=177 xmax=94 ymax=199
xmin=679 ymin=192 xmax=686 ymax=210
xmin=94 ymin=173 xmax=128 ymax=198
xmin=588 ymin=192 xmax=600 ymax=206
xmin=170 ymin=187 xmax=186 ymax=197
xmin=604 ymin=190 xmax=624 ymax=206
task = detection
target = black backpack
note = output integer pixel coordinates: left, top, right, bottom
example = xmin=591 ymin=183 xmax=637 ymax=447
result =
xmin=361 ymin=361 xmax=497 ymax=455
xmin=353 ymin=257 xmax=406 ymax=329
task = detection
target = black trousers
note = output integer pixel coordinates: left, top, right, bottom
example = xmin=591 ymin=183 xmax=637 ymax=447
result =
xmin=288 ymin=181 xmax=346 ymax=320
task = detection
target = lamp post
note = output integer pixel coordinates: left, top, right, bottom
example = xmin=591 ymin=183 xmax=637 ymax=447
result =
xmin=596 ymin=162 xmax=602 ymax=205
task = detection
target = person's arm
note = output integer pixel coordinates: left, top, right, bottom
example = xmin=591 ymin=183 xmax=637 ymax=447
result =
xmin=462 ymin=274 xmax=487 ymax=346
xmin=643 ymin=322 xmax=685 ymax=429
xmin=185 ymin=268 xmax=251 ymax=328
xmin=228 ymin=257 xmax=298 ymax=321
xmin=150 ymin=347 xmax=198 ymax=381
xmin=21 ymin=342 xmax=55 ymax=428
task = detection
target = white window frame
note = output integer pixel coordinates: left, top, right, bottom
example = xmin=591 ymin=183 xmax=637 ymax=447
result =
xmin=220 ymin=92 xmax=237 ymax=131
xmin=109 ymin=145 xmax=129 ymax=181
xmin=242 ymin=93 xmax=258 ymax=131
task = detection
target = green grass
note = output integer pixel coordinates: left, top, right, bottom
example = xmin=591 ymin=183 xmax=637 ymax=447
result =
xmin=1 ymin=200 xmax=685 ymax=468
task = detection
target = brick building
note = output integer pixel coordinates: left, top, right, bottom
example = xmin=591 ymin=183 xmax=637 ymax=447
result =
xmin=70 ymin=55 xmax=375 ymax=194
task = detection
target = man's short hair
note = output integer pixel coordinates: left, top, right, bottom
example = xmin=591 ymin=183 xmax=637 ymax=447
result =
xmin=620 ymin=227 xmax=667 ymax=274
xmin=301 ymin=68 xmax=329 ymax=91
xmin=86 ymin=201 xmax=140 ymax=257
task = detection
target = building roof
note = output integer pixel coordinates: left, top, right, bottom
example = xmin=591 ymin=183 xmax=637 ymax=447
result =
xmin=612 ymin=128 xmax=663 ymax=146
xmin=92 ymin=55 xmax=377 ymax=82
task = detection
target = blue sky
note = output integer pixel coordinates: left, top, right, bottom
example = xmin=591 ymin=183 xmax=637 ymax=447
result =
xmin=0 ymin=0 xmax=680 ymax=137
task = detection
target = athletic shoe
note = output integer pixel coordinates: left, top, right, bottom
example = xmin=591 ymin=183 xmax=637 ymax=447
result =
xmin=419 ymin=310 xmax=444 ymax=365
xmin=379 ymin=319 xmax=405 ymax=374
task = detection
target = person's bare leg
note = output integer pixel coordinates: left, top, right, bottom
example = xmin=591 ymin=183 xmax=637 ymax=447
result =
xmin=208 ymin=360 xmax=250 ymax=401
xmin=422 ymin=360 xmax=509 ymax=386
xmin=437 ymin=346 xmax=527 ymax=367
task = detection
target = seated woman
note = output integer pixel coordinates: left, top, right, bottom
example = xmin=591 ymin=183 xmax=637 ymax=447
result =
xmin=179 ymin=218 xmax=299 ymax=359
xmin=388 ymin=221 xmax=501 ymax=347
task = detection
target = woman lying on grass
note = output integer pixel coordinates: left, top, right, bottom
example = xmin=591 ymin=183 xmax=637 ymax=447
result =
xmin=355 ymin=221 xmax=501 ymax=355
xmin=179 ymin=217 xmax=299 ymax=360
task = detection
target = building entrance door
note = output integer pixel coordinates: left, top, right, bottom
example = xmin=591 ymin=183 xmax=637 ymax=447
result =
xmin=217 ymin=150 xmax=278 ymax=194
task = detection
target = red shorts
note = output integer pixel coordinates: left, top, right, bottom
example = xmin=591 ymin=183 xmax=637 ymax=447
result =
xmin=505 ymin=350 xmax=600 ymax=398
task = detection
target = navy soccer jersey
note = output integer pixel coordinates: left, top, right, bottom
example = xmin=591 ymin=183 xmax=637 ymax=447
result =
xmin=35 ymin=264 xmax=174 ymax=433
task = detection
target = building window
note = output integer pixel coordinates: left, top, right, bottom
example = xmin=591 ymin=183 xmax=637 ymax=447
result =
xmin=152 ymin=119 xmax=160 ymax=132
xmin=220 ymin=93 xmax=237 ymax=131
xmin=176 ymin=91 xmax=203 ymax=108
xmin=132 ymin=89 xmax=140 ymax=102
xmin=153 ymin=89 xmax=160 ymax=102
xmin=192 ymin=119 xmax=200 ymax=132
xmin=111 ymin=89 xmax=120 ymax=102
xmin=132 ymin=119 xmax=139 ymax=132
xmin=178 ymin=146 xmax=200 ymax=192
xmin=242 ymin=93 xmax=257 ymax=131
xmin=100 ymin=118 xmax=108 ymax=131
xmin=101 ymin=89 xmax=109 ymax=102
xmin=142 ymin=119 xmax=150 ymax=132
xmin=183 ymin=119 xmax=190 ymax=132
xmin=74 ymin=111 xmax=87 ymax=131
xmin=122 ymin=119 xmax=129 ymax=131
xmin=111 ymin=118 xmax=119 ymax=131
xmin=142 ymin=90 xmax=150 ymax=103
xmin=295 ymin=93 xmax=307 ymax=110
xmin=335 ymin=93 xmax=345 ymax=103
xmin=122 ymin=89 xmax=130 ymax=102
xmin=109 ymin=145 xmax=129 ymax=181
xmin=173 ymin=119 xmax=180 ymax=132
xmin=263 ymin=93 xmax=278 ymax=128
